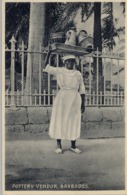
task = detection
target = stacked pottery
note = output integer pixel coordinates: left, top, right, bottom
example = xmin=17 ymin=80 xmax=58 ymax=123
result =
xmin=65 ymin=29 xmax=77 ymax=46
xmin=49 ymin=32 xmax=66 ymax=44
xmin=77 ymin=30 xmax=93 ymax=52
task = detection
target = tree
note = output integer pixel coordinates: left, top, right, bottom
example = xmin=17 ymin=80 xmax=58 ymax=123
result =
xmin=52 ymin=2 xmax=94 ymax=32
xmin=6 ymin=2 xmax=124 ymax=93
xmin=102 ymin=3 xmax=117 ymax=50
xmin=93 ymin=2 xmax=103 ymax=92
xmin=5 ymin=3 xmax=30 ymax=76
xmin=5 ymin=2 xmax=65 ymax=45
xmin=25 ymin=3 xmax=46 ymax=94
xmin=5 ymin=3 xmax=30 ymax=44
xmin=25 ymin=3 xmax=66 ymax=93
xmin=52 ymin=2 xmax=125 ymax=93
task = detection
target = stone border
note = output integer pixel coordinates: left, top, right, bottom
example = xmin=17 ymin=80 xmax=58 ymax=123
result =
xmin=5 ymin=107 xmax=125 ymax=139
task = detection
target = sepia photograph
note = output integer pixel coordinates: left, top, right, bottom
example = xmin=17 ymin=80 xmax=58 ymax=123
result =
xmin=2 ymin=1 xmax=126 ymax=194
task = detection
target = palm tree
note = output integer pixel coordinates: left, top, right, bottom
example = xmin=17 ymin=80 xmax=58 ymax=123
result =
xmin=93 ymin=3 xmax=102 ymax=51
xmin=102 ymin=3 xmax=118 ymax=50
xmin=6 ymin=2 xmax=125 ymax=95
xmin=17 ymin=2 xmax=124 ymax=93
xmin=52 ymin=2 xmax=94 ymax=32
xmin=93 ymin=2 xmax=103 ymax=92
xmin=25 ymin=3 xmax=46 ymax=93
xmin=5 ymin=3 xmax=30 ymax=44
xmin=25 ymin=3 xmax=66 ymax=93
xmin=52 ymin=2 xmax=125 ymax=92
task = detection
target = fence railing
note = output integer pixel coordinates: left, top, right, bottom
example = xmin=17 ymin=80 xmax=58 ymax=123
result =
xmin=5 ymin=36 xmax=125 ymax=107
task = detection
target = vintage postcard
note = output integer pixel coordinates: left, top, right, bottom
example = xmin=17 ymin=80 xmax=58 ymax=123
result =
xmin=2 ymin=0 xmax=127 ymax=195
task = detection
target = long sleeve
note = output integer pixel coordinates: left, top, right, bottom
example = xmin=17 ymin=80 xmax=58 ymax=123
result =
xmin=43 ymin=64 xmax=58 ymax=75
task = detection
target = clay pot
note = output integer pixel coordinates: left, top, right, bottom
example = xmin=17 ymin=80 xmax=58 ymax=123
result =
xmin=78 ymin=37 xmax=93 ymax=47
xmin=78 ymin=37 xmax=93 ymax=53
xmin=49 ymin=32 xmax=66 ymax=44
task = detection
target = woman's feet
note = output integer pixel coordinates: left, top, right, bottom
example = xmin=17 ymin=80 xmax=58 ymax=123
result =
xmin=55 ymin=147 xmax=81 ymax=154
xmin=70 ymin=140 xmax=81 ymax=153
xmin=55 ymin=139 xmax=81 ymax=154
xmin=70 ymin=147 xmax=81 ymax=154
xmin=71 ymin=140 xmax=81 ymax=153
xmin=55 ymin=148 xmax=63 ymax=154
xmin=56 ymin=139 xmax=63 ymax=154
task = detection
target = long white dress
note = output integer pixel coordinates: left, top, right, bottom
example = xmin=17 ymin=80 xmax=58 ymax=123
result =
xmin=44 ymin=64 xmax=85 ymax=140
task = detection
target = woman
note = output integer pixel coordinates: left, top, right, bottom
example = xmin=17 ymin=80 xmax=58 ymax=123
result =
xmin=43 ymin=49 xmax=85 ymax=154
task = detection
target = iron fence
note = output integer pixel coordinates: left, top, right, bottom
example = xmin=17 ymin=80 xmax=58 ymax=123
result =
xmin=5 ymin=36 xmax=125 ymax=107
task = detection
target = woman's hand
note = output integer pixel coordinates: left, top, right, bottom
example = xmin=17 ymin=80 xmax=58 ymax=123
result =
xmin=80 ymin=94 xmax=85 ymax=113
xmin=81 ymin=103 xmax=85 ymax=113
xmin=43 ymin=44 xmax=52 ymax=68
xmin=47 ymin=44 xmax=52 ymax=53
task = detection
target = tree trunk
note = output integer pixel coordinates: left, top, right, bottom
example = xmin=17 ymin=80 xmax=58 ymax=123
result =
xmin=25 ymin=3 xmax=46 ymax=93
xmin=93 ymin=3 xmax=102 ymax=52
xmin=110 ymin=3 xmax=114 ymax=50
xmin=93 ymin=2 xmax=103 ymax=93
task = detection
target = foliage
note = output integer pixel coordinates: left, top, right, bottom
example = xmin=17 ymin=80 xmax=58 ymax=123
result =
xmin=45 ymin=3 xmax=66 ymax=32
xmin=81 ymin=3 xmax=94 ymax=22
xmin=102 ymin=3 xmax=117 ymax=50
xmin=6 ymin=3 xmax=30 ymax=45
xmin=53 ymin=2 xmax=125 ymax=51
xmin=5 ymin=3 xmax=66 ymax=45
xmin=6 ymin=2 xmax=124 ymax=49
xmin=52 ymin=2 xmax=94 ymax=32
xmin=120 ymin=2 xmax=125 ymax=14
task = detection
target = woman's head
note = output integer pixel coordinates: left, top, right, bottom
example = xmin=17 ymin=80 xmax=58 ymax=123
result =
xmin=62 ymin=55 xmax=76 ymax=69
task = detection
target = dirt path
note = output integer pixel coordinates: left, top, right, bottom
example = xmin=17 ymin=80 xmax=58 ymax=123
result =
xmin=5 ymin=138 xmax=125 ymax=191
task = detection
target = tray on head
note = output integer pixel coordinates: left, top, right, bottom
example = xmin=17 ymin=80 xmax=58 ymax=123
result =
xmin=50 ymin=43 xmax=93 ymax=56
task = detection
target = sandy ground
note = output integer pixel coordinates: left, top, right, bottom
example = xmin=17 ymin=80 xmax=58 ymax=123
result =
xmin=5 ymin=138 xmax=125 ymax=191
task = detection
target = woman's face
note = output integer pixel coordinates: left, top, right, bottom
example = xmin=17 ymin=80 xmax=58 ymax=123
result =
xmin=64 ymin=59 xmax=76 ymax=69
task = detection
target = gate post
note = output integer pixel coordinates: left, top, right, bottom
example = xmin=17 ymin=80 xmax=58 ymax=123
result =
xmin=9 ymin=35 xmax=16 ymax=108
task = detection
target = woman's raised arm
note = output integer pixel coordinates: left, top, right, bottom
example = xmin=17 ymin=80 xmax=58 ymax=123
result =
xmin=43 ymin=46 xmax=52 ymax=68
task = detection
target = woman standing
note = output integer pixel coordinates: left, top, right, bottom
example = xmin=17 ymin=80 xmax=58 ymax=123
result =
xmin=43 ymin=49 xmax=85 ymax=154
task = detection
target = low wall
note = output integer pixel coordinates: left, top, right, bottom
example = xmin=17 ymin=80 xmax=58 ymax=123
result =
xmin=5 ymin=106 xmax=125 ymax=140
